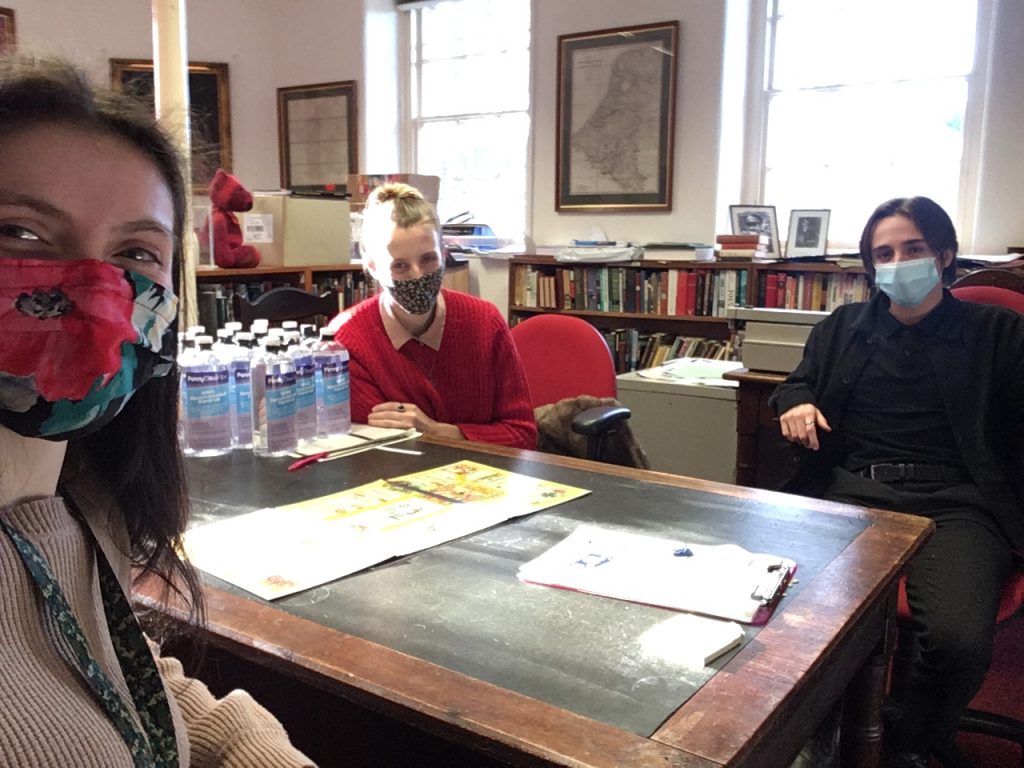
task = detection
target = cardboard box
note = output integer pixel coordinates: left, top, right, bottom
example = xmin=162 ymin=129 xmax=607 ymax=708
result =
xmin=241 ymin=192 xmax=287 ymax=265
xmin=241 ymin=193 xmax=351 ymax=267
xmin=283 ymin=196 xmax=351 ymax=266
xmin=346 ymin=174 xmax=441 ymax=210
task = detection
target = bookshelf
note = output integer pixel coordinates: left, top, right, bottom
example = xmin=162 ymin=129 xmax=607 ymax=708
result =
xmin=748 ymin=261 xmax=869 ymax=311
xmin=194 ymin=264 xmax=373 ymax=331
xmin=506 ymin=256 xmax=877 ymax=373
xmin=508 ymin=256 xmax=749 ymax=373
xmin=194 ymin=262 xmax=469 ymax=331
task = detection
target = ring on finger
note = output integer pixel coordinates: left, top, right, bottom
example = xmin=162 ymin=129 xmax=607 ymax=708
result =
xmin=397 ymin=402 xmax=406 ymax=412
xmin=804 ymin=419 xmax=814 ymax=426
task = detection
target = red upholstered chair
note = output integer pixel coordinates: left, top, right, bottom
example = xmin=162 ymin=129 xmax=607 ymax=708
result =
xmin=893 ymin=269 xmax=1024 ymax=766
xmin=509 ymin=314 xmax=640 ymax=465
xmin=949 ymin=267 xmax=1024 ymax=313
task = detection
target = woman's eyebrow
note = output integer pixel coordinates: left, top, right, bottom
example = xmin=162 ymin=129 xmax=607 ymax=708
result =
xmin=120 ymin=219 xmax=174 ymax=237
xmin=0 ymin=191 xmax=172 ymax=238
xmin=0 ymin=191 xmax=69 ymax=220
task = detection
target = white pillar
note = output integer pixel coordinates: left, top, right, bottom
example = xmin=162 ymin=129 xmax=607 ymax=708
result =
xmin=152 ymin=0 xmax=197 ymax=326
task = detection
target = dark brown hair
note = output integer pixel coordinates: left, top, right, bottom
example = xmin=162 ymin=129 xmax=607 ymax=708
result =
xmin=859 ymin=196 xmax=960 ymax=286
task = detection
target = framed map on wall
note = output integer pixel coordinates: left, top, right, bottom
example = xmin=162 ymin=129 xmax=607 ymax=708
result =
xmin=110 ymin=59 xmax=232 ymax=193
xmin=277 ymin=80 xmax=359 ymax=195
xmin=556 ymin=21 xmax=679 ymax=212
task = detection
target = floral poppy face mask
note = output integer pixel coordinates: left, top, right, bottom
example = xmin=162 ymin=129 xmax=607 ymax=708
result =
xmin=0 ymin=257 xmax=178 ymax=441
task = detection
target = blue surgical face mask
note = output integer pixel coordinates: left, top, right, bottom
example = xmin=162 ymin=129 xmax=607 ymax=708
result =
xmin=873 ymin=258 xmax=941 ymax=307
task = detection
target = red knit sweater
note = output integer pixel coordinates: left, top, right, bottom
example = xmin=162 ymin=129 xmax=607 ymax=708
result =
xmin=334 ymin=290 xmax=537 ymax=449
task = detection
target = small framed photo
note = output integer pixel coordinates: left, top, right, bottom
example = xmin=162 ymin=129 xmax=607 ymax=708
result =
xmin=730 ymin=205 xmax=780 ymax=258
xmin=785 ymin=209 xmax=830 ymax=258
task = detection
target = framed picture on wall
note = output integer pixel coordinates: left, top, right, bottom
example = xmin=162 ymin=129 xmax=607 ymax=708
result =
xmin=556 ymin=21 xmax=679 ymax=212
xmin=0 ymin=7 xmax=15 ymax=55
xmin=730 ymin=204 xmax=780 ymax=259
xmin=785 ymin=209 xmax=830 ymax=258
xmin=110 ymin=59 xmax=232 ymax=193
xmin=277 ymin=80 xmax=359 ymax=195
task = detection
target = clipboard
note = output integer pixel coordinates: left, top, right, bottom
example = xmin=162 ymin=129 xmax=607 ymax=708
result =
xmin=517 ymin=524 xmax=797 ymax=625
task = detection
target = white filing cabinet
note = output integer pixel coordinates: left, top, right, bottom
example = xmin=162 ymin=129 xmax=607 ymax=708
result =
xmin=616 ymin=373 xmax=737 ymax=483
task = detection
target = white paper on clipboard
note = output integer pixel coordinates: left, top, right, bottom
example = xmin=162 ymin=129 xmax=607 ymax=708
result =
xmin=517 ymin=524 xmax=796 ymax=624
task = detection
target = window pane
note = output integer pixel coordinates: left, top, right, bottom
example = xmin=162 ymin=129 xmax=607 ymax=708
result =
xmin=412 ymin=0 xmax=530 ymax=239
xmin=764 ymin=78 xmax=967 ymax=244
xmin=420 ymin=50 xmax=530 ymax=117
xmin=421 ymin=1 xmax=530 ymax=60
xmin=773 ymin=0 xmax=976 ymax=90
xmin=417 ymin=113 xmax=530 ymax=238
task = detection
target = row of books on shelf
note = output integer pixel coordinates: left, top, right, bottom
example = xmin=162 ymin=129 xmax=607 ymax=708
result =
xmin=310 ymin=272 xmax=377 ymax=309
xmin=757 ymin=271 xmax=870 ymax=311
xmin=512 ymin=264 xmax=748 ymax=318
xmin=601 ymin=330 xmax=738 ymax=374
xmin=197 ymin=280 xmax=296 ymax=330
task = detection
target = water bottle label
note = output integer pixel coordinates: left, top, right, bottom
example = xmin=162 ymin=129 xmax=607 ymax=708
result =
xmin=294 ymin=364 xmax=317 ymax=411
xmin=323 ymin=373 xmax=347 ymax=407
xmin=265 ymin=379 xmax=297 ymax=421
xmin=233 ymin=367 xmax=252 ymax=414
xmin=184 ymin=370 xmax=230 ymax=419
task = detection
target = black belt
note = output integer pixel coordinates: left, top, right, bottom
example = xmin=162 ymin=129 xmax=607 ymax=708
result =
xmin=857 ymin=462 xmax=970 ymax=484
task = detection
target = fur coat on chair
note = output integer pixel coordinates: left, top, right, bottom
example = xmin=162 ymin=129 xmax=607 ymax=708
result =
xmin=533 ymin=395 xmax=650 ymax=469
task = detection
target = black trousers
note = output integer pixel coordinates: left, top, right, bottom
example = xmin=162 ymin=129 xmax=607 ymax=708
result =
xmin=826 ymin=468 xmax=1012 ymax=754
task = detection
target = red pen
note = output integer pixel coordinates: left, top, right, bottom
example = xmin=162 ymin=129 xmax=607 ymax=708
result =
xmin=287 ymin=434 xmax=379 ymax=471
xmin=287 ymin=450 xmax=335 ymax=472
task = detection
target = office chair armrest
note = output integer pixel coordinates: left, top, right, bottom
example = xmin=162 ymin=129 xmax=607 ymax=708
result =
xmin=570 ymin=405 xmax=631 ymax=437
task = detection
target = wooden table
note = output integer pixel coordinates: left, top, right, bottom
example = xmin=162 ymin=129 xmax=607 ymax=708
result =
xmin=137 ymin=438 xmax=931 ymax=768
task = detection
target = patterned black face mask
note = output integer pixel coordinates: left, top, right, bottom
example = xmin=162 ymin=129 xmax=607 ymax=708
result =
xmin=389 ymin=268 xmax=444 ymax=315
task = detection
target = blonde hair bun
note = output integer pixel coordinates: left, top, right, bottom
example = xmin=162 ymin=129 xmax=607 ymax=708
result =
xmin=371 ymin=182 xmax=425 ymax=205
xmin=359 ymin=181 xmax=440 ymax=263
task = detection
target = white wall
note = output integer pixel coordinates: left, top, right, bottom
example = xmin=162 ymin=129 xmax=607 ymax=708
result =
xmin=8 ymin=0 xmax=1024 ymax=250
xmin=529 ymin=2 xmax=728 ymax=246
xmin=8 ymin=0 xmax=364 ymax=190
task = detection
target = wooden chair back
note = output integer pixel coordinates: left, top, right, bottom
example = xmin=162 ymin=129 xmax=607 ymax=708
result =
xmin=233 ymin=286 xmax=339 ymax=328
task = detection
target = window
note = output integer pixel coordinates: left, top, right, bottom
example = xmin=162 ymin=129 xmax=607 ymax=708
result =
xmin=407 ymin=0 xmax=531 ymax=240
xmin=751 ymin=0 xmax=982 ymax=246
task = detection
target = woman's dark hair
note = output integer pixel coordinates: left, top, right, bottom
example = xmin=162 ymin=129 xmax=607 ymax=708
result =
xmin=859 ymin=196 xmax=960 ymax=286
xmin=0 ymin=56 xmax=203 ymax=621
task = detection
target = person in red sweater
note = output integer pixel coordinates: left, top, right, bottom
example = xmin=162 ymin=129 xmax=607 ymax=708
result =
xmin=331 ymin=183 xmax=536 ymax=449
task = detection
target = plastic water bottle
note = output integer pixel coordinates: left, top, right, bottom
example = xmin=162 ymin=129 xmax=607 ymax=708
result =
xmin=230 ymin=332 xmax=255 ymax=449
xmin=288 ymin=332 xmax=318 ymax=444
xmin=312 ymin=329 xmax=351 ymax=437
xmin=251 ymin=337 xmax=298 ymax=457
xmin=180 ymin=335 xmax=233 ymax=456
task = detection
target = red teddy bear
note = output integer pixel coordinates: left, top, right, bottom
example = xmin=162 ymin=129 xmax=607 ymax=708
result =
xmin=208 ymin=168 xmax=260 ymax=269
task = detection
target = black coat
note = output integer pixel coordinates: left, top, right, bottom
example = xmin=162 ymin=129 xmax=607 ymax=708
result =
xmin=768 ymin=291 xmax=1024 ymax=550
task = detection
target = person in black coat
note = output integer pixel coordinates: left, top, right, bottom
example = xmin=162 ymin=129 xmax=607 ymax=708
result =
xmin=770 ymin=196 xmax=1024 ymax=767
